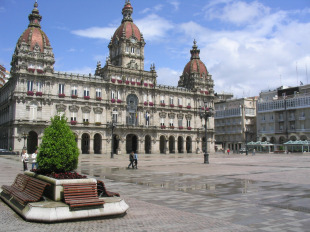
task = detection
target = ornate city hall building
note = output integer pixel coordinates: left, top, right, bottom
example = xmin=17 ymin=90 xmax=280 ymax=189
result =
xmin=0 ymin=1 xmax=215 ymax=155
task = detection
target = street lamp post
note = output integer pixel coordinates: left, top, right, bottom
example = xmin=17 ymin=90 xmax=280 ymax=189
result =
xmin=109 ymin=121 xmax=116 ymax=158
xmin=244 ymin=128 xmax=251 ymax=156
xmin=199 ymin=102 xmax=214 ymax=164
xmin=22 ymin=132 xmax=28 ymax=150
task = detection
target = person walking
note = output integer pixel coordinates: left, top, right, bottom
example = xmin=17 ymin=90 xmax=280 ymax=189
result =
xmin=31 ymin=149 xmax=38 ymax=170
xmin=133 ymin=152 xmax=138 ymax=169
xmin=128 ymin=151 xmax=134 ymax=169
xmin=227 ymin=149 xmax=230 ymax=155
xmin=21 ymin=149 xmax=29 ymax=171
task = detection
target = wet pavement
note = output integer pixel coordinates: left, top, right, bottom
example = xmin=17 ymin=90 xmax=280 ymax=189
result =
xmin=1 ymin=153 xmax=310 ymax=231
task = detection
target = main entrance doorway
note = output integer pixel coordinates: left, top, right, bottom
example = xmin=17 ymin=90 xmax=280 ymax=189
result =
xmin=126 ymin=134 xmax=138 ymax=153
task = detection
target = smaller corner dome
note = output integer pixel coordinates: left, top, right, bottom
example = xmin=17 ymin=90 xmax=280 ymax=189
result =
xmin=182 ymin=40 xmax=208 ymax=77
xmin=18 ymin=27 xmax=51 ymax=52
xmin=17 ymin=1 xmax=51 ymax=53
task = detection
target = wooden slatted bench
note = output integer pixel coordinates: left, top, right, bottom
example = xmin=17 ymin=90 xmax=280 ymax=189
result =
xmin=97 ymin=180 xmax=120 ymax=197
xmin=62 ymin=183 xmax=105 ymax=210
xmin=2 ymin=173 xmax=30 ymax=195
xmin=1 ymin=174 xmax=50 ymax=205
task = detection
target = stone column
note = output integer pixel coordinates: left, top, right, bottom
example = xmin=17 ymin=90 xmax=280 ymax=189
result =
xmin=89 ymin=138 xmax=94 ymax=154
xmin=77 ymin=137 xmax=82 ymax=154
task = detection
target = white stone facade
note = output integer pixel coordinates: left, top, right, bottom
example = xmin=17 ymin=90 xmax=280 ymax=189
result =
xmin=0 ymin=1 xmax=215 ymax=156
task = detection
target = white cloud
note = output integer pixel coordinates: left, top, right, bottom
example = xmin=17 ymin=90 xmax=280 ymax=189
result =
xmin=71 ymin=14 xmax=173 ymax=42
xmin=71 ymin=27 xmax=116 ymax=40
xmin=204 ymin=0 xmax=270 ymax=26
xmin=140 ymin=4 xmax=163 ymax=14
xmin=135 ymin=14 xmax=174 ymax=41
xmin=176 ymin=3 xmax=310 ymax=98
xmin=156 ymin=67 xmax=181 ymax=86
xmin=169 ymin=1 xmax=180 ymax=11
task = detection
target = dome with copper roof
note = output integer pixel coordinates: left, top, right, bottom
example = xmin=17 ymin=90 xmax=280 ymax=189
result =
xmin=17 ymin=2 xmax=51 ymax=53
xmin=11 ymin=1 xmax=54 ymax=74
xmin=112 ymin=0 xmax=142 ymax=42
xmin=182 ymin=40 xmax=208 ymax=78
xmin=178 ymin=40 xmax=214 ymax=92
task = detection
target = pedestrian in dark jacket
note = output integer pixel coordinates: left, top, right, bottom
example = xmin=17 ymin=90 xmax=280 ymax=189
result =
xmin=128 ymin=151 xmax=134 ymax=169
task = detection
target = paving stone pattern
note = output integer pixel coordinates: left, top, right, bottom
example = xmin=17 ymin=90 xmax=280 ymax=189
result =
xmin=0 ymin=153 xmax=310 ymax=231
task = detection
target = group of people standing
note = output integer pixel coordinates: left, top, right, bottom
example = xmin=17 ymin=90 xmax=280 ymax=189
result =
xmin=128 ymin=151 xmax=138 ymax=169
xmin=21 ymin=149 xmax=38 ymax=171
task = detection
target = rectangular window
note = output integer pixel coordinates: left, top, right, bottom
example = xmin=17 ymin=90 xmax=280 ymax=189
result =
xmin=160 ymin=96 xmax=165 ymax=104
xmin=170 ymin=119 xmax=174 ymax=127
xmin=148 ymin=95 xmax=152 ymax=102
xmin=96 ymin=88 xmax=101 ymax=98
xmin=112 ymin=112 xmax=118 ymax=123
xmin=59 ymin=84 xmax=64 ymax=94
xmin=125 ymin=46 xmax=129 ymax=53
xmin=36 ymin=82 xmax=42 ymax=92
xmin=178 ymin=98 xmax=182 ymax=106
xmin=160 ymin=118 xmax=165 ymax=126
xmin=84 ymin=88 xmax=89 ymax=97
xmin=187 ymin=98 xmax=191 ymax=106
xmin=111 ymin=90 xmax=115 ymax=99
xmin=27 ymin=81 xmax=33 ymax=91
xmin=71 ymin=112 xmax=76 ymax=121
xmin=83 ymin=113 xmax=89 ymax=122
xmin=145 ymin=112 xmax=150 ymax=126
xmin=178 ymin=119 xmax=183 ymax=127
xmin=71 ymin=86 xmax=77 ymax=96
xmin=131 ymin=47 xmax=135 ymax=53
xmin=187 ymin=120 xmax=191 ymax=127
xmin=136 ymin=48 xmax=140 ymax=55
xmin=169 ymin=97 xmax=174 ymax=105
xmin=117 ymin=91 xmax=121 ymax=100
xmin=144 ymin=94 xmax=147 ymax=102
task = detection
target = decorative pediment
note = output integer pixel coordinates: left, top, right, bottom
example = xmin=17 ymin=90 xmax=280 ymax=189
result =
xmin=56 ymin=104 xmax=66 ymax=112
xmin=93 ymin=107 xmax=103 ymax=114
xmin=177 ymin=113 xmax=184 ymax=119
xmin=168 ymin=113 xmax=175 ymax=119
xmin=69 ymin=105 xmax=79 ymax=112
xmin=81 ymin=106 xmax=91 ymax=113
xmin=159 ymin=112 xmax=166 ymax=118
xmin=185 ymin=114 xmax=192 ymax=120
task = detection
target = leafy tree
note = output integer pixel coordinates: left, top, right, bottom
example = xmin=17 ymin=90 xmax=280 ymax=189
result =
xmin=37 ymin=114 xmax=79 ymax=173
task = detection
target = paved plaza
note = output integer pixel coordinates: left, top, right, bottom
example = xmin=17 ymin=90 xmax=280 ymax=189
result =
xmin=0 ymin=152 xmax=310 ymax=231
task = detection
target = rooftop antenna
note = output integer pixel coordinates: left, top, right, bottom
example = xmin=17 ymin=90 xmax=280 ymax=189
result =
xmin=296 ymin=62 xmax=299 ymax=85
xmin=306 ymin=64 xmax=308 ymax=85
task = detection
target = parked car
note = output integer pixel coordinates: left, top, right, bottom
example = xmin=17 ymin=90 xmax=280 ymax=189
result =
xmin=0 ymin=149 xmax=17 ymax=155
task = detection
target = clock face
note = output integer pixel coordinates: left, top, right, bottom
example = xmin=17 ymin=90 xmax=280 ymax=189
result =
xmin=130 ymin=38 xmax=136 ymax=43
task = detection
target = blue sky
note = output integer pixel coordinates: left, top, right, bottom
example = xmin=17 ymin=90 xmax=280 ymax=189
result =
xmin=1 ymin=0 xmax=310 ymax=97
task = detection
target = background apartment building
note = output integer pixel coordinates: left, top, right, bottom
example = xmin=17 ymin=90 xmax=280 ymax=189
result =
xmin=215 ymin=97 xmax=257 ymax=153
xmin=257 ymin=85 xmax=310 ymax=151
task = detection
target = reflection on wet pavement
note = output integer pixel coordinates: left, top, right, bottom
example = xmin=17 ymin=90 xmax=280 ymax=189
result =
xmin=76 ymin=154 xmax=310 ymax=231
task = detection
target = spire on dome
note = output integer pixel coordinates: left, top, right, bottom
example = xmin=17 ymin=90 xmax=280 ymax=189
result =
xmin=122 ymin=0 xmax=133 ymax=23
xmin=28 ymin=0 xmax=42 ymax=28
xmin=190 ymin=39 xmax=200 ymax=60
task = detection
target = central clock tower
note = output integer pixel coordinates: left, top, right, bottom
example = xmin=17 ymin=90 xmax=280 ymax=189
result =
xmin=108 ymin=0 xmax=145 ymax=70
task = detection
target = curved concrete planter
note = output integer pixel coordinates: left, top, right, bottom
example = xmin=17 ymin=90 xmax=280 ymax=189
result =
xmin=24 ymin=171 xmax=97 ymax=201
xmin=1 ymin=172 xmax=129 ymax=222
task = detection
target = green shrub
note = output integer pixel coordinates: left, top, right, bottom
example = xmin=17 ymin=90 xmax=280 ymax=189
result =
xmin=37 ymin=115 xmax=79 ymax=173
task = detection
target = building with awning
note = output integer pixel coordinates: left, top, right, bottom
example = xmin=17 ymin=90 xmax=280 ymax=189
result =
xmin=247 ymin=141 xmax=274 ymax=153
xmin=284 ymin=140 xmax=310 ymax=152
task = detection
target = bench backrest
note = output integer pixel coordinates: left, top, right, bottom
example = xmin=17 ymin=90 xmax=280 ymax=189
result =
xmin=63 ymin=183 xmax=99 ymax=202
xmin=23 ymin=176 xmax=51 ymax=200
xmin=12 ymin=173 xmax=30 ymax=192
